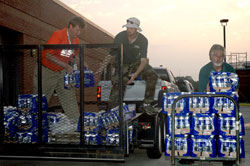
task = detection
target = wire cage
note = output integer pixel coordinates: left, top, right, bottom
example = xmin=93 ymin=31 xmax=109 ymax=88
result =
xmin=0 ymin=43 xmax=128 ymax=161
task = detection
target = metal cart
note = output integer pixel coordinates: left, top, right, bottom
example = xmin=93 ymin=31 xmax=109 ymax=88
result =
xmin=170 ymin=93 xmax=241 ymax=166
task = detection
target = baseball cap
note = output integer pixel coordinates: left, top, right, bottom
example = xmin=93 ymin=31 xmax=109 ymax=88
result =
xmin=122 ymin=17 xmax=142 ymax=32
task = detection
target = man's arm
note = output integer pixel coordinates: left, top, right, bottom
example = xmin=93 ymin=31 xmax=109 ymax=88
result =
xmin=127 ymin=35 xmax=148 ymax=84
xmin=46 ymin=53 xmax=74 ymax=74
xmin=43 ymin=31 xmax=75 ymax=73
xmin=127 ymin=58 xmax=148 ymax=84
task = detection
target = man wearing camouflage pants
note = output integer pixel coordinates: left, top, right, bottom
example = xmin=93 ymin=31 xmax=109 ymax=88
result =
xmin=96 ymin=17 xmax=158 ymax=114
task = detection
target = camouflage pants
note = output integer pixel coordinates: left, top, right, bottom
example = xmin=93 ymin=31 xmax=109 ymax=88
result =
xmin=109 ymin=62 xmax=158 ymax=108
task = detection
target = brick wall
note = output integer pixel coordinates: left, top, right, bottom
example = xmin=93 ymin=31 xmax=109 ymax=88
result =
xmin=0 ymin=0 xmax=115 ymax=112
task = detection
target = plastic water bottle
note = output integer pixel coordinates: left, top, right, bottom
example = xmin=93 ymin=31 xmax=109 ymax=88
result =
xmin=218 ymin=97 xmax=223 ymax=109
xmin=64 ymin=72 xmax=70 ymax=89
xmin=194 ymin=115 xmax=199 ymax=131
xmin=211 ymin=76 xmax=216 ymax=87
xmin=74 ymin=70 xmax=80 ymax=88
xmin=179 ymin=117 xmax=184 ymax=129
xmin=167 ymin=95 xmax=173 ymax=109
xmin=128 ymin=125 xmax=133 ymax=143
xmin=205 ymin=117 xmax=211 ymax=130
xmin=199 ymin=117 xmax=204 ymax=131
xmin=175 ymin=117 xmax=180 ymax=129
xmin=184 ymin=116 xmax=189 ymax=129
xmin=183 ymin=135 xmax=188 ymax=152
xmin=230 ymin=117 xmax=236 ymax=131
xmin=223 ymin=98 xmax=228 ymax=109
xmin=193 ymin=97 xmax=198 ymax=108
xmin=226 ymin=118 xmax=230 ymax=132
xmin=218 ymin=76 xmax=224 ymax=87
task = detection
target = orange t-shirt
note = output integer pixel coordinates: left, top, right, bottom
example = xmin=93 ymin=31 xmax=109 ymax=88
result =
xmin=42 ymin=28 xmax=80 ymax=71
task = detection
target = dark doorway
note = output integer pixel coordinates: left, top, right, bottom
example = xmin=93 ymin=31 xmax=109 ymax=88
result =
xmin=0 ymin=26 xmax=22 ymax=106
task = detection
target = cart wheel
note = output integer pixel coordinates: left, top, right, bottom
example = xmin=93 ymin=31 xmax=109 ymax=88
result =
xmin=223 ymin=161 xmax=234 ymax=166
xmin=161 ymin=114 xmax=166 ymax=152
xmin=146 ymin=117 xmax=162 ymax=159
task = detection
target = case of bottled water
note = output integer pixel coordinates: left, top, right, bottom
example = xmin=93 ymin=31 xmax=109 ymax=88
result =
xmin=17 ymin=94 xmax=48 ymax=112
xmin=4 ymin=94 xmax=49 ymax=143
xmin=84 ymin=130 xmax=103 ymax=145
xmin=75 ymin=103 xmax=135 ymax=145
xmin=167 ymin=114 xmax=191 ymax=135
xmin=162 ymin=92 xmax=188 ymax=115
xmin=188 ymin=92 xmax=212 ymax=114
xmin=191 ymin=113 xmax=217 ymax=135
xmin=47 ymin=113 xmax=60 ymax=128
xmin=165 ymin=134 xmax=189 ymax=157
xmin=64 ymin=66 xmax=95 ymax=89
xmin=209 ymin=72 xmax=239 ymax=92
xmin=218 ymin=135 xmax=245 ymax=158
xmin=190 ymin=135 xmax=216 ymax=158
xmin=84 ymin=68 xmax=95 ymax=88
xmin=218 ymin=113 xmax=245 ymax=136
xmin=105 ymin=129 xmax=120 ymax=146
xmin=212 ymin=92 xmax=238 ymax=116
xmin=77 ymin=112 xmax=103 ymax=132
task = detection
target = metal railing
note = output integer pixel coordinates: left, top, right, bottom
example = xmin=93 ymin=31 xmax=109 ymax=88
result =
xmin=227 ymin=52 xmax=248 ymax=69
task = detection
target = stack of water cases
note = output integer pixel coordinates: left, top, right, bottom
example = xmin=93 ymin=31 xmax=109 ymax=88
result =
xmin=189 ymin=94 xmax=217 ymax=158
xmin=72 ymin=103 xmax=135 ymax=146
xmin=164 ymin=92 xmax=191 ymax=157
xmin=210 ymin=72 xmax=245 ymax=159
xmin=163 ymin=72 xmax=245 ymax=159
xmin=209 ymin=72 xmax=238 ymax=93
xmin=4 ymin=94 xmax=49 ymax=144
xmin=64 ymin=66 xmax=94 ymax=89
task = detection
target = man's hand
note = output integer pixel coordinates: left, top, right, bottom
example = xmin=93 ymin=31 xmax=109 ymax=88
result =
xmin=127 ymin=73 xmax=138 ymax=84
xmin=66 ymin=65 xmax=74 ymax=74
xmin=46 ymin=53 xmax=74 ymax=74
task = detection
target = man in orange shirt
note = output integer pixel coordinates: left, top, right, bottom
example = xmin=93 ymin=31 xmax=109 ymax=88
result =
xmin=33 ymin=16 xmax=86 ymax=124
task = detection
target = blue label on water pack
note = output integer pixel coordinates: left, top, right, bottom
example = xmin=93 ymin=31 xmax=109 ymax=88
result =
xmin=212 ymin=92 xmax=238 ymax=116
xmin=162 ymin=92 xmax=188 ymax=115
xmin=185 ymin=92 xmax=214 ymax=114
xmin=218 ymin=135 xmax=245 ymax=158
xmin=165 ymin=134 xmax=190 ymax=157
xmin=167 ymin=114 xmax=191 ymax=135
xmin=4 ymin=94 xmax=49 ymax=143
xmin=218 ymin=113 xmax=245 ymax=136
xmin=190 ymin=135 xmax=216 ymax=158
xmin=191 ymin=113 xmax=217 ymax=136
xmin=64 ymin=68 xmax=95 ymax=89
xmin=76 ymin=103 xmax=134 ymax=146
xmin=209 ymin=72 xmax=239 ymax=92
